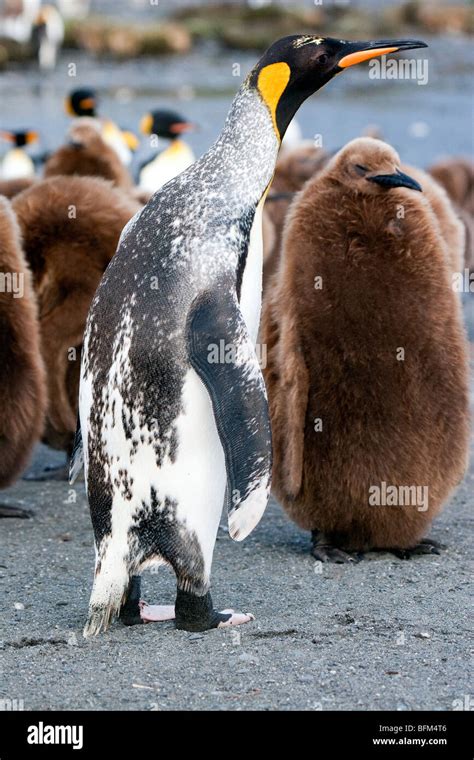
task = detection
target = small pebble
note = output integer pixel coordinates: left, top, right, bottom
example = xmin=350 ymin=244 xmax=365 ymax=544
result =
xmin=67 ymin=633 xmax=78 ymax=647
xmin=238 ymin=652 xmax=259 ymax=664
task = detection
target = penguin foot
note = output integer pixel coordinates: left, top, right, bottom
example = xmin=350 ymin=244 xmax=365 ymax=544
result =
xmin=174 ymin=588 xmax=254 ymax=632
xmin=139 ymin=602 xmax=175 ymax=623
xmin=391 ymin=538 xmax=446 ymax=560
xmin=118 ymin=576 xmax=175 ymax=626
xmin=23 ymin=463 xmax=70 ymax=482
xmin=311 ymin=530 xmax=359 ymax=564
xmin=0 ymin=503 xmax=33 ymax=519
xmin=216 ymin=609 xmax=255 ymax=628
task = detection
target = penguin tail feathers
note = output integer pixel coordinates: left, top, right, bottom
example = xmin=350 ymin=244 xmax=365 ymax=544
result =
xmin=69 ymin=419 xmax=83 ymax=485
xmin=83 ymin=557 xmax=130 ymax=637
xmin=83 ymin=588 xmax=127 ymax=638
xmin=83 ymin=606 xmax=117 ymax=638
xmin=83 ymin=598 xmax=128 ymax=637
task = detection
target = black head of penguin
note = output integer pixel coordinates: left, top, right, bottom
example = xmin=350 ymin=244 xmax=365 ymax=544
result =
xmin=247 ymin=35 xmax=427 ymax=140
xmin=66 ymin=88 xmax=97 ymax=118
xmin=0 ymin=131 xmax=38 ymax=148
xmin=140 ymin=110 xmax=195 ymax=141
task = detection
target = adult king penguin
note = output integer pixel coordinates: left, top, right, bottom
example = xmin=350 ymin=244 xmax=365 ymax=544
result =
xmin=71 ymin=34 xmax=427 ymax=636
xmin=138 ymin=109 xmax=196 ymax=194
xmin=0 ymin=130 xmax=38 ymax=180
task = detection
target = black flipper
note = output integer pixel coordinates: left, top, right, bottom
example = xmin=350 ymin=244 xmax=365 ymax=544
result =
xmin=69 ymin=417 xmax=83 ymax=485
xmin=186 ymin=289 xmax=272 ymax=541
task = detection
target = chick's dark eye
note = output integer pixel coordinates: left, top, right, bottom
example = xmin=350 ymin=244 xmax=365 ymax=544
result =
xmin=317 ymin=54 xmax=329 ymax=65
xmin=355 ymin=164 xmax=368 ymax=176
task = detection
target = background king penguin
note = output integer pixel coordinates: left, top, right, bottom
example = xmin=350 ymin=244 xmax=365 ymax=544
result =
xmin=72 ymin=33 xmax=427 ymax=635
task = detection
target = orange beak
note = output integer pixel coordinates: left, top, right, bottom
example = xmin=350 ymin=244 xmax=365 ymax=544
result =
xmin=79 ymin=97 xmax=96 ymax=111
xmin=338 ymin=47 xmax=398 ymax=68
xmin=169 ymin=122 xmax=196 ymax=135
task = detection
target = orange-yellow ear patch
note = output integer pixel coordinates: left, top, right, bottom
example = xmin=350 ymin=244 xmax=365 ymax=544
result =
xmin=257 ymin=62 xmax=291 ymax=140
xmin=140 ymin=113 xmax=153 ymax=135
xmin=123 ymin=130 xmax=139 ymax=150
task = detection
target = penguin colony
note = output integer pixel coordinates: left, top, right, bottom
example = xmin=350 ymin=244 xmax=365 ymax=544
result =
xmin=0 ymin=34 xmax=472 ymax=636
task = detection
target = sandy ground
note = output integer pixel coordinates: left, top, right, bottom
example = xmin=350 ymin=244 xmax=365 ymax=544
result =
xmin=0 ymin=404 xmax=472 ymax=712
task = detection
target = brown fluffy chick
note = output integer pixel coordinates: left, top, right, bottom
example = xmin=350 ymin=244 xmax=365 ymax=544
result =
xmin=262 ymin=137 xmax=470 ymax=561
xmin=405 ymin=164 xmax=465 ymax=276
xmin=429 ymin=157 xmax=474 ymax=215
xmin=12 ymin=176 xmax=141 ymax=476
xmin=0 ymin=177 xmax=37 ymax=199
xmin=0 ymin=196 xmax=46 ymax=515
xmin=429 ymin=157 xmax=474 ymax=273
xmin=44 ymin=118 xmax=133 ymax=192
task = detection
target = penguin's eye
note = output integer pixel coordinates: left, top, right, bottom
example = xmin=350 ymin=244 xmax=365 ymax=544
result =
xmin=355 ymin=164 xmax=368 ymax=176
xmin=317 ymin=54 xmax=329 ymax=65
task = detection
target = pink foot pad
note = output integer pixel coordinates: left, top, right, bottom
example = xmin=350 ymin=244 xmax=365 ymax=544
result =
xmin=217 ymin=609 xmax=255 ymax=628
xmin=139 ymin=601 xmax=176 ymax=623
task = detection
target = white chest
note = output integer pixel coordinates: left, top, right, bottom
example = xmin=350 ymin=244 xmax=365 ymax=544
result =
xmin=239 ymin=199 xmax=264 ymax=345
xmin=139 ymin=142 xmax=195 ymax=194
xmin=0 ymin=149 xmax=35 ymax=180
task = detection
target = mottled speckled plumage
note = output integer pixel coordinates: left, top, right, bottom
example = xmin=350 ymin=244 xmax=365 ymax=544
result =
xmin=77 ymin=82 xmax=276 ymax=635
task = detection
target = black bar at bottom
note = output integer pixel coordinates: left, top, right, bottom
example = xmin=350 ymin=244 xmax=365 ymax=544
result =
xmin=0 ymin=710 xmax=471 ymax=757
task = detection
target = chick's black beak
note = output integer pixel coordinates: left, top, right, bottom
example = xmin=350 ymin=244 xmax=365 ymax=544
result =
xmin=336 ymin=38 xmax=428 ymax=69
xmin=367 ymin=169 xmax=422 ymax=192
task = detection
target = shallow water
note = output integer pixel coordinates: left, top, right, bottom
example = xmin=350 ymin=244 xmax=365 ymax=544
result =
xmin=0 ymin=35 xmax=472 ymax=172
xmin=88 ymin=0 xmax=469 ymax=15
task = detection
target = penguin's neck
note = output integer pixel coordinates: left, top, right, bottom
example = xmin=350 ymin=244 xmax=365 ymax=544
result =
xmin=164 ymin=138 xmax=186 ymax=156
xmin=207 ymin=84 xmax=281 ymax=208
